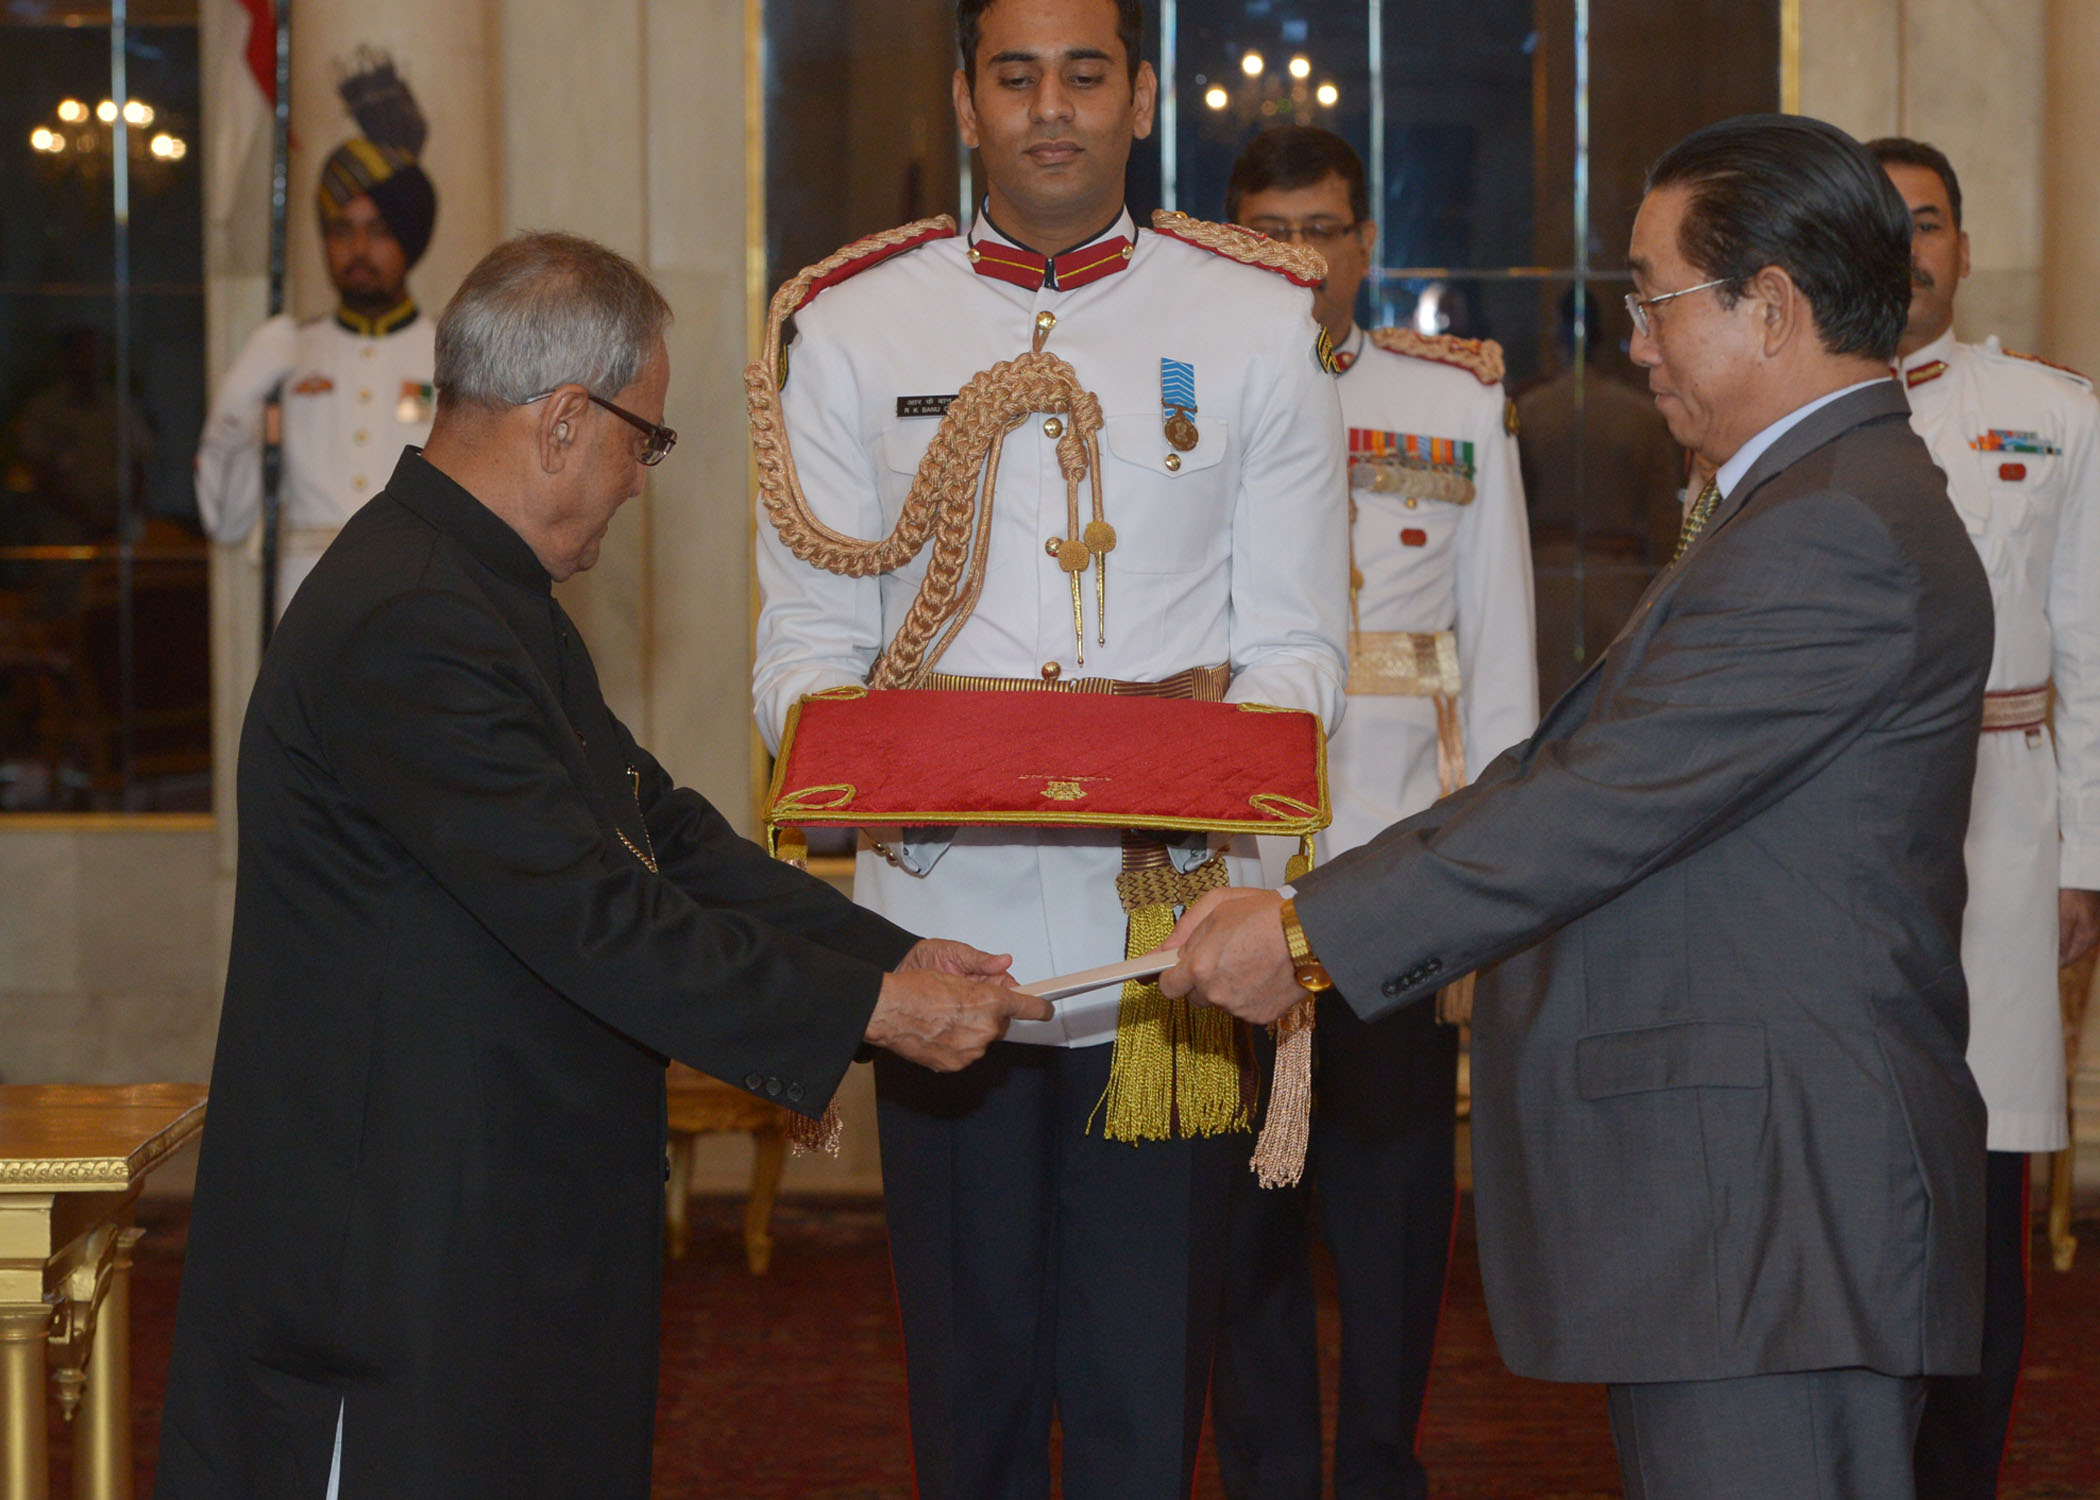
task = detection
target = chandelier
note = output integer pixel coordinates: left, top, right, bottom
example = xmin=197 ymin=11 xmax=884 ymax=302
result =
xmin=29 ymin=97 xmax=188 ymax=169
xmin=1199 ymin=51 xmax=1340 ymax=128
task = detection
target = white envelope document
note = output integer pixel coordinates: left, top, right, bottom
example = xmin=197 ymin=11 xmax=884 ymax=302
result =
xmin=1007 ymin=953 xmax=1181 ymax=1046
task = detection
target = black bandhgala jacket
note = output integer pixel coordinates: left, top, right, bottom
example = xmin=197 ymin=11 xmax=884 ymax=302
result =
xmin=155 ymin=450 xmax=914 ymax=1499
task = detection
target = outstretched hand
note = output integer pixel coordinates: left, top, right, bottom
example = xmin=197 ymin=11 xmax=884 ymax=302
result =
xmin=1156 ymin=887 xmax=1305 ymax=1026
xmin=896 ymin=937 xmax=1018 ymax=985
xmin=866 ymin=951 xmax=1049 ymax=1072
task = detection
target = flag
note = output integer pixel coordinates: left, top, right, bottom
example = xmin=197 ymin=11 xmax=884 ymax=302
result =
xmin=203 ymin=0 xmax=276 ymax=243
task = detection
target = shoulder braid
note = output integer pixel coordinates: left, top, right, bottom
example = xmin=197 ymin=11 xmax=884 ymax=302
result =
xmin=1990 ymin=346 xmax=2094 ymax=391
xmin=1149 ymin=210 xmax=1325 ymax=288
xmin=1367 ymin=326 xmax=1506 ymax=386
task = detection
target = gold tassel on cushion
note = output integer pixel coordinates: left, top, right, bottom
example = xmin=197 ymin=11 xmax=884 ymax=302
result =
xmin=1250 ymin=832 xmax=1320 ymax=1186
xmin=1095 ymin=842 xmax=1247 ymax=1141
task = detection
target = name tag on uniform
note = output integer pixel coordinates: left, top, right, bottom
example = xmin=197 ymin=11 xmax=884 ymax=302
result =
xmin=290 ymin=374 xmax=334 ymax=396
xmin=896 ymin=394 xmax=957 ymax=419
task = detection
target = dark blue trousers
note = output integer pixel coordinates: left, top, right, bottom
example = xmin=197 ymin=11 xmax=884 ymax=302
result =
xmin=875 ymin=1040 xmax=1238 ymax=1500
xmin=1211 ymin=993 xmax=1458 ymax=1500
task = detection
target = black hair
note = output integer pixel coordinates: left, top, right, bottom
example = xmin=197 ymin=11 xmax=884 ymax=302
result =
xmin=957 ymin=0 xmax=1144 ymax=85
xmin=1646 ymin=114 xmax=1912 ymax=362
xmin=1225 ymin=125 xmax=1370 ymax=225
xmin=1865 ymin=136 xmax=1964 ymax=229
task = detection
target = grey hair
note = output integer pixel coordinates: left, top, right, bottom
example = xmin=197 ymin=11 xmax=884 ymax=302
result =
xmin=434 ymin=231 xmax=672 ymax=408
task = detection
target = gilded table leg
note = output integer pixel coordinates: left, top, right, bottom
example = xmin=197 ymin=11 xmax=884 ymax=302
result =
xmin=743 ymin=1124 xmax=787 ymax=1276
xmin=0 ymin=1303 xmax=53 ymax=1500
xmin=73 ymin=1226 xmax=140 ymax=1500
xmin=2048 ymin=1142 xmax=2078 ymax=1272
xmin=664 ymin=1138 xmax=692 ymax=1262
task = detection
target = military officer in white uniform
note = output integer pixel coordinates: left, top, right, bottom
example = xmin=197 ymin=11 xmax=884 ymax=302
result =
xmin=1212 ymin=126 xmax=1536 ymax=1500
xmin=1872 ymin=137 xmax=2100 ymax=1500
xmin=197 ymin=78 xmax=438 ymax=620
xmin=752 ymin=4 xmax=1345 ymax=1497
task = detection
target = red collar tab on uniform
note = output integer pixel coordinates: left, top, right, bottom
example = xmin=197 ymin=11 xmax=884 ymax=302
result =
xmin=791 ymin=222 xmax=959 ymax=314
xmin=969 ymin=235 xmax=1134 ymax=291
xmin=1053 ymin=237 xmax=1135 ymax=289
xmin=1904 ymin=359 xmax=1948 ymax=388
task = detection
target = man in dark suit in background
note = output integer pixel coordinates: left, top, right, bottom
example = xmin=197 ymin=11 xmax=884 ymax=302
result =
xmin=1163 ymin=115 xmax=1993 ymax=1499
xmin=156 ymin=231 xmax=1047 ymax=1500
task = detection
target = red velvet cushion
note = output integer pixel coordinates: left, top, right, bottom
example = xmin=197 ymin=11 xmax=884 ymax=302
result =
xmin=767 ymin=689 xmax=1328 ymax=834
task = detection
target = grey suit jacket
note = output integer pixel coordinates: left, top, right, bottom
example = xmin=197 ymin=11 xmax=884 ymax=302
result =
xmin=1294 ymin=381 xmax=1993 ymax=1383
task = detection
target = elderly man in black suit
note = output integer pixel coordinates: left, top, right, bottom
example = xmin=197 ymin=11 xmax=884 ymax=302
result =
xmin=155 ymin=230 xmax=1048 ymax=1500
xmin=1163 ymin=115 xmax=1993 ymax=1499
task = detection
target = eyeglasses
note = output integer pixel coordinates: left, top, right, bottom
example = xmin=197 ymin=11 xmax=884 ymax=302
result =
xmin=1244 ymin=218 xmax=1363 ymax=247
xmin=522 ymin=389 xmax=678 ymax=466
xmin=1624 ymin=276 xmax=1729 ymax=338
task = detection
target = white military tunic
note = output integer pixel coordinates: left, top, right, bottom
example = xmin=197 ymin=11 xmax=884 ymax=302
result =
xmin=195 ymin=304 xmax=436 ymax=617
xmin=754 ymin=210 xmax=1349 ymax=1045
xmin=1324 ymin=326 xmax=1538 ymax=857
xmin=1901 ymin=327 xmax=2100 ymax=1151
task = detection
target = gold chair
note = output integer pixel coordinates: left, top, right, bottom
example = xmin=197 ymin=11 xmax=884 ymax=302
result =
xmin=663 ymin=1063 xmax=791 ymax=1274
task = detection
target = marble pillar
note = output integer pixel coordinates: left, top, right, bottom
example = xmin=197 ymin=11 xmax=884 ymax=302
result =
xmin=1797 ymin=0 xmax=2045 ymax=350
xmin=206 ymin=0 xmax=504 ymax=873
xmin=2044 ymin=0 xmax=2100 ymax=1183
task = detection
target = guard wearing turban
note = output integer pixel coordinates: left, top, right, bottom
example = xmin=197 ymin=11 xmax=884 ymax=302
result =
xmin=317 ymin=50 xmax=438 ymax=268
xmin=195 ymin=49 xmax=439 ymax=618
xmin=317 ymin=138 xmax=436 ymax=269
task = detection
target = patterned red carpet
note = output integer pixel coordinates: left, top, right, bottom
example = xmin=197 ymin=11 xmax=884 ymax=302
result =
xmin=49 ymin=1195 xmax=2100 ymax=1497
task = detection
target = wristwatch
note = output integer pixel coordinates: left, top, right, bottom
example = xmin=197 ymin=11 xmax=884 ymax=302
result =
xmin=1278 ymin=898 xmax=1333 ymax=993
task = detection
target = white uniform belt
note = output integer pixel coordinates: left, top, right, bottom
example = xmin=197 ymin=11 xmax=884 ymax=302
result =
xmin=282 ymin=526 xmax=341 ymax=552
xmin=1980 ymin=683 xmax=2050 ymax=733
xmin=1347 ymin=629 xmax=1462 ymax=698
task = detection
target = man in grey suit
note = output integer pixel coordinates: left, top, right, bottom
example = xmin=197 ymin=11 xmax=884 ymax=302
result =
xmin=1162 ymin=114 xmax=1993 ymax=1498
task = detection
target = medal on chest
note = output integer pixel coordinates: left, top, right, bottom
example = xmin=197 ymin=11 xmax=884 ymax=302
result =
xmin=396 ymin=379 xmax=435 ymax=424
xmin=1347 ymin=430 xmax=1476 ymax=505
xmin=1161 ymin=357 xmax=1199 ymax=452
xmin=1969 ymin=428 xmax=2061 ymax=456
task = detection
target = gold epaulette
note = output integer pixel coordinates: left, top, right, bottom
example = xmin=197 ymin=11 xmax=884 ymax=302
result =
xmin=787 ymin=216 xmax=959 ymax=316
xmin=1996 ymin=347 xmax=2094 ymax=391
xmin=1367 ymin=326 xmax=1506 ymax=386
xmin=1149 ymin=210 xmax=1325 ymax=288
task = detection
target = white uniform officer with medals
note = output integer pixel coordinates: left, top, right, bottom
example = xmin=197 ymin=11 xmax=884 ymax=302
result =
xmin=1875 ymin=138 xmax=2100 ymax=1500
xmin=751 ymin=5 xmax=1346 ymax=1497
xmin=196 ymin=57 xmax=438 ymax=619
xmin=1212 ymin=127 xmax=1536 ymax=1500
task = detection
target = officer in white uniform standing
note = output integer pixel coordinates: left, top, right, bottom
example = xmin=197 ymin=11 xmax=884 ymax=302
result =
xmin=1871 ymin=137 xmax=2100 ymax=1500
xmin=1213 ymin=126 xmax=1537 ymax=1500
xmin=196 ymin=59 xmax=438 ymax=621
xmin=751 ymin=4 xmax=1347 ymax=1497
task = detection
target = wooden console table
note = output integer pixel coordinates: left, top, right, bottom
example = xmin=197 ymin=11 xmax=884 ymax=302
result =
xmin=0 ymin=1084 xmax=207 ymax=1500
